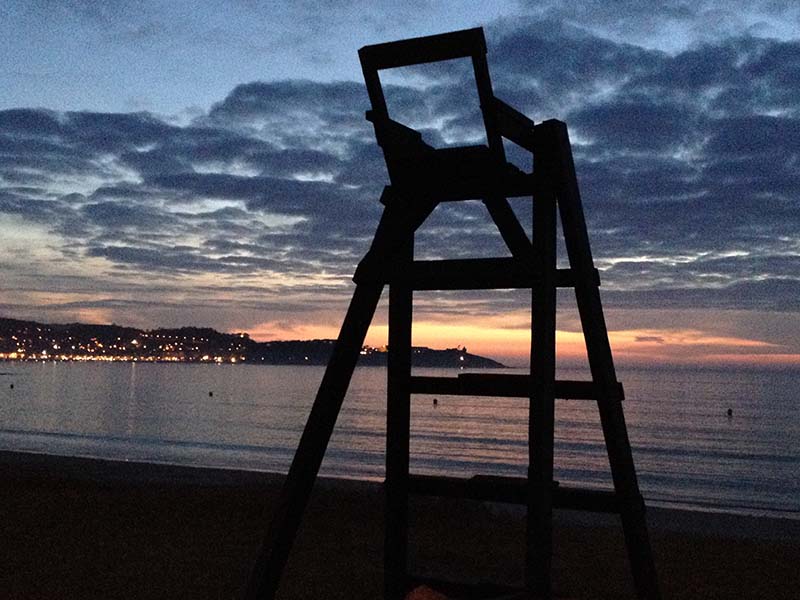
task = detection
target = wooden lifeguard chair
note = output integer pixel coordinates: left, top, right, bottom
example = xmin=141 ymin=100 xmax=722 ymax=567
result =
xmin=246 ymin=27 xmax=660 ymax=600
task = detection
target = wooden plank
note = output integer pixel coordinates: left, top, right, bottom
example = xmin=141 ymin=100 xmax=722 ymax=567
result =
xmin=472 ymin=50 xmax=503 ymax=158
xmin=407 ymin=474 xmax=621 ymax=513
xmin=484 ymin=194 xmax=533 ymax=260
xmin=528 ymin=126 xmax=558 ymax=597
xmin=358 ymin=27 xmax=485 ymax=71
xmin=364 ymin=257 xmax=598 ymax=289
xmin=361 ymin=66 xmax=388 ymax=121
xmin=408 ymin=374 xmax=623 ymax=400
xmin=366 ymin=112 xmax=424 ymax=149
xmin=493 ymin=97 xmax=536 ymax=151
xmin=385 ymin=237 xmax=414 ymax=599
xmin=494 ymin=96 xmax=535 ymax=129
xmin=470 ymin=45 xmax=536 ymax=264
xmin=542 ymin=118 xmax=662 ymax=599
xmin=404 ymin=257 xmax=534 ymax=290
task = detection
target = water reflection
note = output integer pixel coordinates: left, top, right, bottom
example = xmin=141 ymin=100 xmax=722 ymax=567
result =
xmin=0 ymin=361 xmax=797 ymax=517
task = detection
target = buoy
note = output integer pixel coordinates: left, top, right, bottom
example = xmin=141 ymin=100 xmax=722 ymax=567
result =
xmin=727 ymin=408 xmax=733 ymax=417
xmin=9 ymin=383 xmax=13 ymax=389
xmin=209 ymin=391 xmax=214 ymax=397
xmin=433 ymin=397 xmax=438 ymax=406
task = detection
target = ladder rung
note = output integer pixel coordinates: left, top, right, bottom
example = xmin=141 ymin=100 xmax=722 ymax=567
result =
xmin=409 ymin=374 xmax=624 ymax=400
xmin=355 ymin=257 xmax=600 ymax=289
xmin=407 ymin=474 xmax=622 ymax=513
xmin=402 ymin=258 xmax=589 ymax=290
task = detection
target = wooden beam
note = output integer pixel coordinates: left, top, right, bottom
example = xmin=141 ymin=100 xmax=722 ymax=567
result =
xmin=366 ymin=113 xmax=425 ymax=149
xmin=528 ymin=129 xmax=558 ymax=597
xmin=403 ymin=257 xmax=536 ymax=290
xmin=493 ymin=97 xmax=536 ymax=152
xmin=541 ymin=118 xmax=662 ymax=600
xmin=470 ymin=43 xmax=536 ymax=264
xmin=385 ymin=237 xmax=413 ymax=599
xmin=360 ymin=257 xmax=599 ymax=290
xmin=482 ymin=193 xmax=534 ymax=261
xmin=359 ymin=27 xmax=486 ymax=71
xmin=408 ymin=374 xmax=623 ymax=400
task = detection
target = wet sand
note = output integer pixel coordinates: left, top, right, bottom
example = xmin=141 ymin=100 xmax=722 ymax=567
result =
xmin=1 ymin=451 xmax=798 ymax=599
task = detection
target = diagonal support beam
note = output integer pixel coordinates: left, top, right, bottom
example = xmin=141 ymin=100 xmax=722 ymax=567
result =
xmin=483 ymin=193 xmax=534 ymax=261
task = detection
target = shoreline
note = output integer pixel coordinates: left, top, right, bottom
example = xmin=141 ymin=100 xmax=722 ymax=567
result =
xmin=2 ymin=450 xmax=799 ymax=599
xmin=4 ymin=449 xmax=798 ymax=536
xmin=4 ymin=446 xmax=798 ymax=522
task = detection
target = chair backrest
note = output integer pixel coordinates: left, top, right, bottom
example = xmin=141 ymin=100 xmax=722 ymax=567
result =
xmin=358 ymin=28 xmax=508 ymax=164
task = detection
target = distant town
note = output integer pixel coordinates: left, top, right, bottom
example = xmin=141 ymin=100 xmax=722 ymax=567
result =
xmin=0 ymin=317 xmax=504 ymax=368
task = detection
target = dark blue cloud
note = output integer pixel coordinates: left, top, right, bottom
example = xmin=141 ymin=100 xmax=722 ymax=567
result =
xmin=571 ymin=100 xmax=696 ymax=151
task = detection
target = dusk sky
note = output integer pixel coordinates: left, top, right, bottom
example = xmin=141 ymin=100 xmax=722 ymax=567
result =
xmin=1 ymin=1 xmax=798 ymax=367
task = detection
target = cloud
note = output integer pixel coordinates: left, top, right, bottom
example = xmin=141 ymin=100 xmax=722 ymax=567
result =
xmin=0 ymin=16 xmax=798 ymax=351
xmin=203 ymin=80 xmax=370 ymax=144
xmin=513 ymin=1 xmax=800 ymax=50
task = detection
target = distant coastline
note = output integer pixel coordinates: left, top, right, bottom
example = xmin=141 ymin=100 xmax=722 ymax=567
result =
xmin=0 ymin=316 xmax=504 ymax=368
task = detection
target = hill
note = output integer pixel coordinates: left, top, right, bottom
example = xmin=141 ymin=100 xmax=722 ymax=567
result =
xmin=0 ymin=317 xmax=504 ymax=368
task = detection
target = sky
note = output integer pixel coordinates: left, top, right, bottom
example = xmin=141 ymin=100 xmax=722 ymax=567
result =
xmin=0 ymin=1 xmax=798 ymax=367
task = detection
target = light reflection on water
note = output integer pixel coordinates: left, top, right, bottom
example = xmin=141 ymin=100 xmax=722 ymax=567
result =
xmin=0 ymin=362 xmax=797 ymax=518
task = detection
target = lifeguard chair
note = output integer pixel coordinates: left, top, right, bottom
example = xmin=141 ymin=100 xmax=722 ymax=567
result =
xmin=247 ymin=27 xmax=660 ymax=600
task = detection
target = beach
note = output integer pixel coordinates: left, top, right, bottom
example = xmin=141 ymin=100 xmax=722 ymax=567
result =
xmin=1 ymin=451 xmax=798 ymax=599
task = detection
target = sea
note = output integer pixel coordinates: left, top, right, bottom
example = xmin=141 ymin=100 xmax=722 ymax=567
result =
xmin=0 ymin=362 xmax=798 ymax=519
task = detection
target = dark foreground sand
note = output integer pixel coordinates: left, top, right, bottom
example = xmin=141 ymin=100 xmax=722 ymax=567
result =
xmin=1 ymin=452 xmax=798 ymax=599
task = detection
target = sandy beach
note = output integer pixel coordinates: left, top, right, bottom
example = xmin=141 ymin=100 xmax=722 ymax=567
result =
xmin=1 ymin=451 xmax=798 ymax=599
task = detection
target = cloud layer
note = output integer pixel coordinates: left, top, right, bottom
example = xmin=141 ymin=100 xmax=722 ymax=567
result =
xmin=0 ymin=18 xmax=797 ymax=358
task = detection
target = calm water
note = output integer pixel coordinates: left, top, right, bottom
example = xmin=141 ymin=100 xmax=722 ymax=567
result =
xmin=0 ymin=362 xmax=798 ymax=518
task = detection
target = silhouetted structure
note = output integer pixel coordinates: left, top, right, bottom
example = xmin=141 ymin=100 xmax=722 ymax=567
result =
xmin=247 ymin=28 xmax=660 ymax=599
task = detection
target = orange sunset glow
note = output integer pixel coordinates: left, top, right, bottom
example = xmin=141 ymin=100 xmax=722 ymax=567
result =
xmin=245 ymin=316 xmax=798 ymax=368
